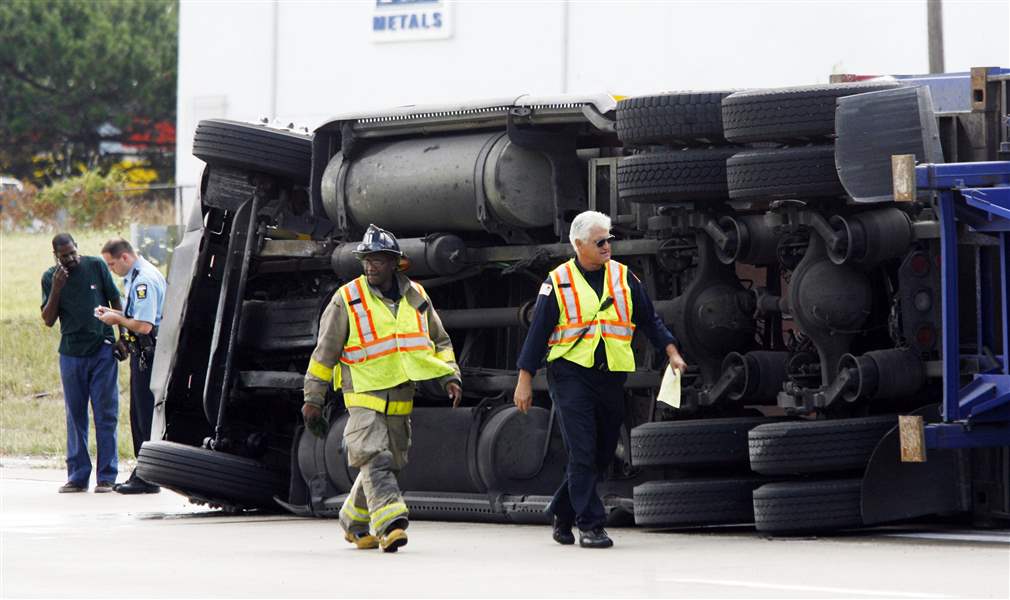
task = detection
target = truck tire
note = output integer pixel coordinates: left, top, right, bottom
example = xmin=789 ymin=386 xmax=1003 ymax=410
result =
xmin=192 ymin=119 xmax=312 ymax=185
xmin=726 ymin=145 xmax=844 ymax=200
xmin=630 ymin=416 xmax=778 ymax=469
xmin=617 ymin=148 xmax=737 ymax=203
xmin=477 ymin=406 xmax=566 ymax=496
xmin=616 ymin=91 xmax=735 ymax=146
xmin=748 ymin=415 xmax=898 ymax=475
xmin=633 ymin=478 xmax=762 ymax=526
xmin=753 ymin=479 xmax=863 ymax=534
xmin=137 ymin=440 xmax=288 ymax=511
xmin=323 ymin=412 xmax=357 ymax=493
xmin=722 ymin=81 xmax=903 ymax=143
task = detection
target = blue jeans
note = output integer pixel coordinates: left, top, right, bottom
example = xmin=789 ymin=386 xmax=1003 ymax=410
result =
xmin=59 ymin=344 xmax=119 ymax=486
xmin=545 ymin=360 xmax=626 ymax=531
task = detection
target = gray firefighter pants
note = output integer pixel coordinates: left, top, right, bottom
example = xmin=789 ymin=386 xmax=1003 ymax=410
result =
xmin=338 ymin=407 xmax=411 ymax=537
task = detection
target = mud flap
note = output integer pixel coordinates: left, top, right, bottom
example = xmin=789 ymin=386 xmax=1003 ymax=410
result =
xmin=835 ymin=85 xmax=944 ymax=203
xmin=274 ymin=496 xmax=315 ymax=517
xmin=275 ymin=424 xmax=313 ymax=516
xmin=861 ymin=404 xmax=970 ymax=525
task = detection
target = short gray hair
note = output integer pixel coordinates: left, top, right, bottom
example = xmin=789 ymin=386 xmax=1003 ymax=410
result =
xmin=569 ymin=211 xmax=611 ymax=252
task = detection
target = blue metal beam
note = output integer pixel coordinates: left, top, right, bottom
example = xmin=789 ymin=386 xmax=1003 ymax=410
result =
xmin=916 ymin=162 xmax=1010 ymax=191
xmin=1001 ymin=232 xmax=1010 ymax=376
xmin=924 ymin=423 xmax=1010 ymax=449
xmin=937 ymin=190 xmax=960 ymax=423
xmin=976 ymin=245 xmax=991 ymax=358
xmin=958 ymin=373 xmax=1010 ymax=421
xmin=962 ymin=188 xmax=1010 ymax=230
xmin=917 ymin=160 xmax=1010 ymax=450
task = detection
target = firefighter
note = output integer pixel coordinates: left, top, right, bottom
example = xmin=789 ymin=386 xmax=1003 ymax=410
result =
xmin=513 ymin=210 xmax=687 ymax=548
xmin=302 ymin=224 xmax=463 ymax=552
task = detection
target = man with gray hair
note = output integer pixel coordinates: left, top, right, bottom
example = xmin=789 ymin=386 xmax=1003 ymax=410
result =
xmin=514 ymin=210 xmax=686 ymax=548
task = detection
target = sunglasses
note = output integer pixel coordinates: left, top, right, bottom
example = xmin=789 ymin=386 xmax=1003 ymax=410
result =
xmin=594 ymin=235 xmax=616 ymax=248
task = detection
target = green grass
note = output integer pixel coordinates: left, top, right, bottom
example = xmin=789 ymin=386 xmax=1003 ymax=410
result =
xmin=1 ymin=229 xmax=136 ymax=461
xmin=1 ymin=229 xmax=137 ymax=320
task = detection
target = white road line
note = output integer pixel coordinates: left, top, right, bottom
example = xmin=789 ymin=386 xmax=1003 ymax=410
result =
xmin=656 ymin=577 xmax=951 ymax=598
xmin=883 ymin=531 xmax=1010 ymax=544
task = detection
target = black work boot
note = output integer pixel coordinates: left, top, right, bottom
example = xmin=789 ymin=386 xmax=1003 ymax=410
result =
xmin=115 ymin=471 xmax=160 ymax=494
xmin=552 ymin=517 xmax=575 ymax=545
xmin=579 ymin=527 xmax=614 ymax=548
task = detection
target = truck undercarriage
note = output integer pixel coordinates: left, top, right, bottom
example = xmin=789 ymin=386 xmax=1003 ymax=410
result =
xmin=140 ymin=70 xmax=1010 ymax=534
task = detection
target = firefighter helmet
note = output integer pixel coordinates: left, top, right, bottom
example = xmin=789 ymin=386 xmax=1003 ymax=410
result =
xmin=352 ymin=224 xmax=403 ymax=258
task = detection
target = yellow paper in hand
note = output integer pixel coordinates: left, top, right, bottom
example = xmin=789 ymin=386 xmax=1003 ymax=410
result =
xmin=657 ymin=366 xmax=681 ymax=408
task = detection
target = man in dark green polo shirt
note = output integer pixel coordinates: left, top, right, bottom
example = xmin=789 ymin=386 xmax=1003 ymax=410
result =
xmin=42 ymin=233 xmax=123 ymax=493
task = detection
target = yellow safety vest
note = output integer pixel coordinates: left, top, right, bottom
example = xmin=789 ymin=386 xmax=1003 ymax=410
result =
xmin=546 ymin=259 xmax=636 ymax=372
xmin=336 ymin=276 xmax=455 ymax=415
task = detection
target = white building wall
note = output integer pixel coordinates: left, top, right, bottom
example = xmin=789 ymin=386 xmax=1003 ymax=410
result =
xmin=176 ymin=0 xmax=1010 ymax=215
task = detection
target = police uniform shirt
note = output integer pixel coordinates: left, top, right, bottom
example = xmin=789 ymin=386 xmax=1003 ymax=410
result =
xmin=124 ymin=255 xmax=166 ymax=328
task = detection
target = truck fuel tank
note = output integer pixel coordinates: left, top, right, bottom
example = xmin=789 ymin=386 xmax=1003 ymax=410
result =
xmin=321 ymin=131 xmax=556 ymax=234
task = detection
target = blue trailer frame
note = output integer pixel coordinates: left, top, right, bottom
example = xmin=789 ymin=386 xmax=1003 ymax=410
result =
xmin=916 ymin=161 xmax=1010 ymax=449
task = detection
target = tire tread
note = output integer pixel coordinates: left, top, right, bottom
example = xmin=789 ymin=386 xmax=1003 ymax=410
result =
xmin=616 ymin=91 xmax=735 ymax=145
xmin=722 ymin=82 xmax=903 ymax=143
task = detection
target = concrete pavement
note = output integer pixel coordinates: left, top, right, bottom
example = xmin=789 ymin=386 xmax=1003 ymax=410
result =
xmin=2 ymin=465 xmax=1008 ymax=598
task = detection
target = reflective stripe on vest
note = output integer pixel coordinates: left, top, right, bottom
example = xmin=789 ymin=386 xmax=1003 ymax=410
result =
xmin=546 ymin=259 xmax=636 ymax=371
xmin=340 ymin=333 xmax=436 ymax=364
xmin=410 ymin=282 xmax=430 ymax=337
xmin=335 ymin=275 xmax=455 ymax=399
xmin=548 ymin=320 xmax=634 ymax=345
xmin=554 ymin=262 xmax=582 ymax=325
xmin=345 ymin=279 xmax=377 ymax=343
xmin=606 ymin=257 xmax=632 ymax=324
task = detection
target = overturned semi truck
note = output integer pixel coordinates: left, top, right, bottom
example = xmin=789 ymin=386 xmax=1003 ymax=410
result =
xmin=139 ymin=69 xmax=1010 ymax=534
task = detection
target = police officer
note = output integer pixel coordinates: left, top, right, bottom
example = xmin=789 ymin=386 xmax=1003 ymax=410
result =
xmin=514 ymin=211 xmax=687 ymax=548
xmin=303 ymin=224 xmax=462 ymax=553
xmin=98 ymin=238 xmax=166 ymax=494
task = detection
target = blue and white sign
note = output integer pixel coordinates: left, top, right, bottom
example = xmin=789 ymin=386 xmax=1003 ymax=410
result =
xmin=372 ymin=0 xmax=453 ymax=43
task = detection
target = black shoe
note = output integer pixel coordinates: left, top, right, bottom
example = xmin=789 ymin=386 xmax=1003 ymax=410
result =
xmin=552 ymin=517 xmax=575 ymax=545
xmin=579 ymin=527 xmax=614 ymax=549
xmin=114 ymin=477 xmax=161 ymax=495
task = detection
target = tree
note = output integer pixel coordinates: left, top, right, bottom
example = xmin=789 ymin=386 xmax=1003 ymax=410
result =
xmin=0 ymin=0 xmax=177 ymax=186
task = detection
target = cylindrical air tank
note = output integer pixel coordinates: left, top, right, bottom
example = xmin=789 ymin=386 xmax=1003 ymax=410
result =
xmin=321 ymin=131 xmax=556 ymax=233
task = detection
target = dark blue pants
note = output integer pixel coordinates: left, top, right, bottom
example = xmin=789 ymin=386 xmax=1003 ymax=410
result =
xmin=129 ymin=351 xmax=155 ymax=458
xmin=546 ymin=359 xmax=626 ymax=531
xmin=59 ymin=344 xmax=119 ymax=486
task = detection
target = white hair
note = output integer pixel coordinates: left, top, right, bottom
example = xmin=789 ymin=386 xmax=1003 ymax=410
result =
xmin=569 ymin=211 xmax=612 ymax=252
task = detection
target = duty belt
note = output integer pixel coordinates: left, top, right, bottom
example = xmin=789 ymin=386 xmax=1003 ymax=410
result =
xmin=124 ymin=326 xmax=159 ymax=371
